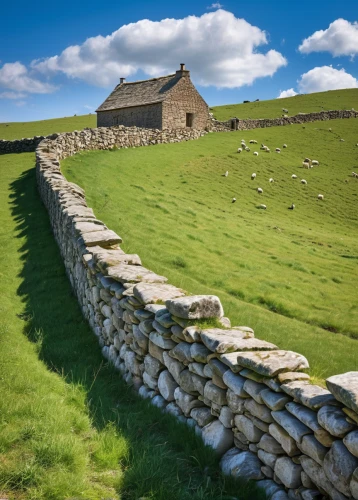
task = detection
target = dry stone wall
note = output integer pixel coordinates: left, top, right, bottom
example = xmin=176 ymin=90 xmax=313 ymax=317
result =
xmin=19 ymin=122 xmax=358 ymax=500
xmin=211 ymin=109 xmax=358 ymax=132
xmin=0 ymin=133 xmax=59 ymax=154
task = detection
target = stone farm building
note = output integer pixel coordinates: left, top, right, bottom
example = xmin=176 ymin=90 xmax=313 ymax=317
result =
xmin=96 ymin=64 xmax=209 ymax=130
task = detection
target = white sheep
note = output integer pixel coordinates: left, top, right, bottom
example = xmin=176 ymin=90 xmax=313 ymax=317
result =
xmin=259 ymin=204 xmax=267 ymax=209
xmin=269 ymin=178 xmax=274 ymax=183
xmin=318 ymin=194 xmax=324 ymax=200
xmin=282 ymin=108 xmax=288 ymax=113
xmin=232 ymin=197 xmax=237 ymax=203
xmin=249 ymin=140 xmax=258 ymax=144
xmin=291 ymin=174 xmax=297 ymax=179
xmin=257 ymin=187 xmax=263 ymax=194
xmin=251 ymin=173 xmax=257 ymax=180
xmin=283 ymin=144 xmax=287 ymax=148
xmin=312 ymin=160 xmax=319 ymax=166
xmin=224 ymin=171 xmax=229 ymax=177
xmin=276 ymin=148 xmax=281 ymax=153
xmin=265 ymin=148 xmax=271 ymax=153
xmin=237 ymin=148 xmax=242 ymax=153
xmin=352 ymin=172 xmax=358 ymax=178
xmin=254 ymin=152 xmax=259 ymax=156
xmin=245 ymin=147 xmax=251 ymax=152
xmin=340 ymin=139 xmax=345 ymax=142
xmin=304 ymin=158 xmax=312 ymax=164
xmin=329 ymin=128 xmax=332 ymax=132
xmin=301 ymin=179 xmax=307 ymax=185
xmin=302 ymin=162 xmax=310 ymax=169
xmin=288 ymin=203 xmax=295 ymax=210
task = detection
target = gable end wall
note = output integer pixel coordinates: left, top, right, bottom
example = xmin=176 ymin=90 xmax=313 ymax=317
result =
xmin=97 ymin=102 xmax=162 ymax=129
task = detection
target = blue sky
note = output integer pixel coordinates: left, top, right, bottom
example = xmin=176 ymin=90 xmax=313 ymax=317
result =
xmin=0 ymin=0 xmax=357 ymax=122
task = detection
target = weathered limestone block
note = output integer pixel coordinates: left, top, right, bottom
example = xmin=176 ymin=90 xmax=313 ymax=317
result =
xmin=174 ymin=387 xmax=203 ymax=416
xmin=323 ymin=440 xmax=358 ymax=496
xmin=209 ymin=358 xmax=228 ymax=379
xmin=351 ymin=467 xmax=358 ymax=499
xmin=142 ymin=371 xmax=158 ymax=390
xmin=133 ymin=282 xmax=184 ymax=304
xmin=149 ymin=332 xmax=176 ymax=350
xmin=261 ymin=465 xmax=274 ymax=479
xmin=226 ymin=389 xmax=246 ymax=414
xmin=166 ymin=295 xmax=224 ymax=319
xmin=182 ymin=326 xmax=201 ymax=343
xmin=274 ymin=457 xmax=302 ymax=489
xmin=108 ymin=264 xmax=167 ymax=284
xmin=245 ymin=398 xmax=274 ymax=423
xmin=248 ymin=415 xmax=270 ymax=433
xmin=165 ymin=402 xmax=183 ymax=418
xmin=297 ymin=434 xmax=329 ymax=466
xmin=191 ymin=373 xmax=207 ymax=396
xmin=235 ymin=415 xmax=264 ymax=443
xmin=278 ymin=372 xmax=311 ymax=384
xmin=219 ymin=406 xmax=234 ymax=428
xmin=326 ymin=372 xmax=358 ymax=414
xmin=236 ymin=351 xmax=309 ymax=377
xmin=169 ymin=342 xmax=193 ymax=364
xmin=220 ymin=448 xmax=264 ymax=480
xmin=257 ymin=479 xmax=285 ymax=499
xmin=190 ymin=343 xmax=211 ymax=363
xmin=257 ymin=433 xmax=285 ymax=454
xmin=144 ymin=354 xmax=163 ymax=378
xmin=202 ymin=420 xmax=234 ymax=454
xmin=188 ymin=362 xmax=206 ymax=378
xmin=163 ymin=351 xmax=185 ymax=384
xmin=204 ymin=381 xmax=227 ymax=405
xmin=158 ymin=370 xmax=178 ymax=401
xmin=243 ymin=380 xmax=268 ymax=404
xmin=344 ymin=431 xmax=358 ymax=457
xmin=269 ymin=423 xmax=300 ymax=457
xmin=258 ymin=449 xmax=279 ymax=470
xmin=300 ymin=456 xmax=347 ymax=500
xmin=272 ymin=410 xmax=312 ymax=443
xmin=222 ymin=371 xmax=249 ymax=397
xmin=132 ymin=324 xmax=149 ymax=350
xmin=201 ymin=328 xmax=257 ymax=354
xmin=139 ymin=319 xmax=153 ymax=335
xmin=318 ymin=405 xmax=356 ymax=437
xmin=79 ymin=229 xmax=122 ymax=247
xmin=148 ymin=340 xmax=165 ymax=364
xmin=191 ymin=407 xmax=214 ymax=427
xmin=343 ymin=407 xmax=358 ymax=425
xmin=178 ymin=369 xmax=199 ymax=395
xmin=261 ymin=389 xmax=291 ymax=411
xmin=282 ymin=382 xmax=339 ymax=410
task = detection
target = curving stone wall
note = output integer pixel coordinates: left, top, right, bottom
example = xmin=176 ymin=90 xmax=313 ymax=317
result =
xmin=211 ymin=109 xmax=358 ymax=132
xmin=0 ymin=133 xmax=60 ymax=154
xmin=33 ymin=124 xmax=358 ymax=500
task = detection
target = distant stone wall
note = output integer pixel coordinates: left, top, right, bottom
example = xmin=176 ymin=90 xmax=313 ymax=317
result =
xmin=211 ymin=109 xmax=358 ymax=131
xmin=162 ymin=75 xmax=209 ymax=130
xmin=0 ymin=133 xmax=59 ymax=155
xmin=35 ymin=124 xmax=358 ymax=500
xmin=97 ymin=102 xmax=163 ymax=129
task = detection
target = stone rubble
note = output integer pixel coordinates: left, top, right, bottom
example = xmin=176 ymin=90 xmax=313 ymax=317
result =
xmin=33 ymin=123 xmax=358 ymax=500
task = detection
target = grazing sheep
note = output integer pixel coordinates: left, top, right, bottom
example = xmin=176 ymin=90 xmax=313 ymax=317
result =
xmin=245 ymin=147 xmax=251 ymax=152
xmin=288 ymin=203 xmax=295 ymax=210
xmin=249 ymin=140 xmax=258 ymax=144
xmin=237 ymin=148 xmax=242 ymax=153
xmin=232 ymin=197 xmax=237 ymax=203
xmin=276 ymin=148 xmax=281 ymax=153
xmin=352 ymin=172 xmax=358 ymax=178
xmin=291 ymin=174 xmax=297 ymax=179
xmin=329 ymin=128 xmax=332 ymax=132
xmin=356 ymin=143 xmax=358 ymax=146
xmin=302 ymin=162 xmax=310 ymax=169
xmin=304 ymin=158 xmax=312 ymax=164
xmin=312 ymin=160 xmax=319 ymax=166
xmin=282 ymin=108 xmax=288 ymax=113
xmin=283 ymin=144 xmax=287 ymax=148
xmin=254 ymin=152 xmax=259 ymax=156
xmin=259 ymin=204 xmax=267 ymax=209
xmin=224 ymin=171 xmax=228 ymax=177
xmin=269 ymin=178 xmax=274 ymax=183
xmin=257 ymin=187 xmax=263 ymax=194
xmin=265 ymin=148 xmax=271 ymax=153
xmin=340 ymin=139 xmax=345 ymax=142
xmin=301 ymin=179 xmax=307 ymax=184
xmin=318 ymin=194 xmax=324 ymax=200
xmin=251 ymin=173 xmax=257 ymax=180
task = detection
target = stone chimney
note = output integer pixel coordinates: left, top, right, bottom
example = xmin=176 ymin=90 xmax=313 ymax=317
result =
xmin=176 ymin=63 xmax=190 ymax=78
xmin=120 ymin=77 xmax=126 ymax=84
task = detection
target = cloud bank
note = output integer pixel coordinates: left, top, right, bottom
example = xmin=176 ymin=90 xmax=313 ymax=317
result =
xmin=299 ymin=19 xmax=358 ymax=58
xmin=277 ymin=88 xmax=297 ymax=98
xmin=0 ymin=62 xmax=56 ymax=96
xmin=31 ymin=10 xmax=287 ymax=89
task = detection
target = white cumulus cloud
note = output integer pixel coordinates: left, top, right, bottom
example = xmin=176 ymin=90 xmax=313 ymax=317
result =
xmin=0 ymin=91 xmax=26 ymax=99
xmin=298 ymin=66 xmax=358 ymax=93
xmin=299 ymin=19 xmax=358 ymax=57
xmin=32 ymin=10 xmax=287 ymax=89
xmin=0 ymin=62 xmax=56 ymax=95
xmin=207 ymin=2 xmax=223 ymax=8
xmin=277 ymin=88 xmax=297 ymax=98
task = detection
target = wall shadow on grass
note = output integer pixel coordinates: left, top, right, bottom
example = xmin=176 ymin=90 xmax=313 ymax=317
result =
xmin=9 ymin=166 xmax=265 ymax=500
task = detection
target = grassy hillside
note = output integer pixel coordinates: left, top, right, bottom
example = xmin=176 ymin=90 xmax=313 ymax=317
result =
xmin=63 ymin=118 xmax=358 ymax=380
xmin=0 ymin=114 xmax=96 ymax=140
xmin=212 ymin=88 xmax=358 ymax=121
xmin=0 ymin=152 xmax=262 ymax=497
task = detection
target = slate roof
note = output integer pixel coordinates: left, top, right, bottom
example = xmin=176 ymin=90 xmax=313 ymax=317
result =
xmin=96 ymin=74 xmax=180 ymax=112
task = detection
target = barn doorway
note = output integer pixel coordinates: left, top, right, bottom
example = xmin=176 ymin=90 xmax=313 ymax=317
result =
xmin=186 ymin=113 xmax=194 ymax=127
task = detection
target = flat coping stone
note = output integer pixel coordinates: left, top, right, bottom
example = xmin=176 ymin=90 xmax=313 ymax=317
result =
xmin=282 ymin=382 xmax=340 ymax=410
xmin=202 ymin=331 xmax=276 ymax=355
xmin=326 ymin=372 xmax=358 ymax=414
xmin=133 ymin=283 xmax=185 ymax=305
xmin=166 ymin=295 xmax=224 ymax=319
xmin=107 ymin=264 xmax=167 ymax=284
xmin=79 ymin=229 xmax=122 ymax=247
xmin=235 ymin=350 xmax=309 ymax=377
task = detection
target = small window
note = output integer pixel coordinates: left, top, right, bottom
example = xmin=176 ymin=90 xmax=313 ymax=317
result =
xmin=186 ymin=113 xmax=194 ymax=127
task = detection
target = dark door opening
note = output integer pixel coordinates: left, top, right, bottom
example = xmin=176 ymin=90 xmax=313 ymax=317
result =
xmin=186 ymin=113 xmax=194 ymax=127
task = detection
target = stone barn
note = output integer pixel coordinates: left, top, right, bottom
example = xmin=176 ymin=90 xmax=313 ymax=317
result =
xmin=96 ymin=64 xmax=209 ymax=130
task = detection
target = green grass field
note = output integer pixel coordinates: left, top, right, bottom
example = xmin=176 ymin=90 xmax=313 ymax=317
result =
xmin=212 ymin=88 xmax=358 ymax=121
xmin=0 ymin=114 xmax=96 ymax=140
xmin=0 ymin=149 xmax=262 ymax=498
xmin=63 ymin=118 xmax=358 ymax=380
